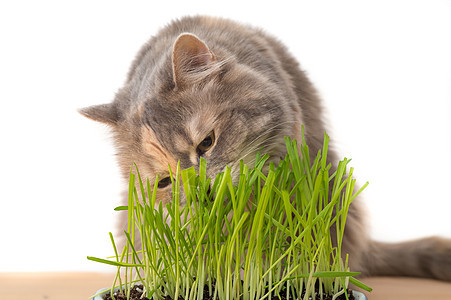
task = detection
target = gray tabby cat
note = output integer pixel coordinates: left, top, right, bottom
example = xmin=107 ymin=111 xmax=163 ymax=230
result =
xmin=80 ymin=16 xmax=451 ymax=280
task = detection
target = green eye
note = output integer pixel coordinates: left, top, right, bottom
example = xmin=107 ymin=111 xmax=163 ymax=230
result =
xmin=196 ymin=131 xmax=215 ymax=156
xmin=157 ymin=177 xmax=172 ymax=189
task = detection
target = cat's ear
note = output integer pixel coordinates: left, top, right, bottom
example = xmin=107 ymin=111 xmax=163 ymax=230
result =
xmin=172 ymin=33 xmax=216 ymax=89
xmin=78 ymin=103 xmax=119 ymax=126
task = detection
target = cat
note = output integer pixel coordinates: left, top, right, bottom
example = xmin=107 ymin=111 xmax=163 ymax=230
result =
xmin=80 ymin=15 xmax=451 ymax=281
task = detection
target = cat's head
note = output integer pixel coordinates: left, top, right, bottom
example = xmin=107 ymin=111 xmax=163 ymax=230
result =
xmin=80 ymin=33 xmax=301 ymax=206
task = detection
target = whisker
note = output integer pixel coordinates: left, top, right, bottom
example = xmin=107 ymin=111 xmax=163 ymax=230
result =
xmin=234 ymin=120 xmax=297 ymax=162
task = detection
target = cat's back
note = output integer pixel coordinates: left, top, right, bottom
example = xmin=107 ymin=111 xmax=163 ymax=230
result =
xmin=127 ymin=16 xmax=292 ymax=84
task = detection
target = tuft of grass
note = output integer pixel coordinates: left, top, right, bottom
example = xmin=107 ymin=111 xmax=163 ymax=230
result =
xmin=88 ymin=129 xmax=371 ymax=300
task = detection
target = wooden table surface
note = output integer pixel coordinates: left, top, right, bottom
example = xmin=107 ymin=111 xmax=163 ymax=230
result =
xmin=1 ymin=273 xmax=451 ymax=300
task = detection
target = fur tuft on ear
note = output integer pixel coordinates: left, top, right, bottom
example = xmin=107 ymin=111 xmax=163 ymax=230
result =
xmin=78 ymin=103 xmax=119 ymax=125
xmin=172 ymin=33 xmax=216 ymax=89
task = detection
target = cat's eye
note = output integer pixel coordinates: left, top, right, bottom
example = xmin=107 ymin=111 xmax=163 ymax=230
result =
xmin=157 ymin=177 xmax=172 ymax=189
xmin=196 ymin=131 xmax=215 ymax=156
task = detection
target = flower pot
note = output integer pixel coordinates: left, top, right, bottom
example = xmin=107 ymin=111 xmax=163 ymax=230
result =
xmin=93 ymin=287 xmax=368 ymax=300
xmin=353 ymin=291 xmax=368 ymax=299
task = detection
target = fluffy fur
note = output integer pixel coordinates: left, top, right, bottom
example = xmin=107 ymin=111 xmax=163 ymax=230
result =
xmin=80 ymin=16 xmax=451 ymax=280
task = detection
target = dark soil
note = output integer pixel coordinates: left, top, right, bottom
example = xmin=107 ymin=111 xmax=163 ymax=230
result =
xmin=103 ymin=285 xmax=148 ymax=300
xmin=102 ymin=284 xmax=355 ymax=300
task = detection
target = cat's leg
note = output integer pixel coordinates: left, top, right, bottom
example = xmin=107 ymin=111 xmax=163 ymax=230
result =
xmin=361 ymin=237 xmax=451 ymax=281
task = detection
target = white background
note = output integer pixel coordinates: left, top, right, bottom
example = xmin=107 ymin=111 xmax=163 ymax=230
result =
xmin=0 ymin=1 xmax=450 ymax=272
